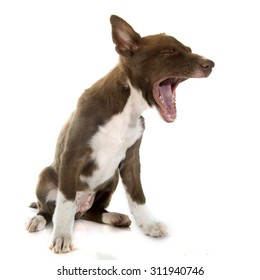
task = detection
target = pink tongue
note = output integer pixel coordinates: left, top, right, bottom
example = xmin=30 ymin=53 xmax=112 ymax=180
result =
xmin=159 ymin=83 xmax=175 ymax=116
xmin=160 ymin=83 xmax=172 ymax=104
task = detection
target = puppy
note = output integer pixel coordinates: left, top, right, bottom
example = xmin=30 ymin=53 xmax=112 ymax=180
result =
xmin=26 ymin=15 xmax=214 ymax=253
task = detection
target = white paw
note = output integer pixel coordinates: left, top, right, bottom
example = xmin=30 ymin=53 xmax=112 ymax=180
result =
xmin=49 ymin=235 xmax=73 ymax=253
xmin=50 ymin=190 xmax=76 ymax=253
xmin=126 ymin=197 xmax=168 ymax=237
xmin=26 ymin=215 xmax=46 ymax=232
xmin=139 ymin=221 xmax=168 ymax=237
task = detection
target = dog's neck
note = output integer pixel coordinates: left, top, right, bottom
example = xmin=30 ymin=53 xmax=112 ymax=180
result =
xmin=91 ymin=64 xmax=149 ymax=121
xmin=124 ymin=79 xmax=150 ymax=123
xmin=111 ymin=65 xmax=149 ymax=123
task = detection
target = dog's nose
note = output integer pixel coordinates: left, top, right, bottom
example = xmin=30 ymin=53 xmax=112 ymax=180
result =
xmin=201 ymin=59 xmax=215 ymax=70
xmin=200 ymin=59 xmax=214 ymax=76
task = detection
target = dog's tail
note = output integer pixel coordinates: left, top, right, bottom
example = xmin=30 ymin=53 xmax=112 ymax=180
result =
xmin=29 ymin=202 xmax=38 ymax=209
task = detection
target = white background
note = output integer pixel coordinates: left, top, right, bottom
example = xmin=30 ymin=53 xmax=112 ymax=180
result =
xmin=0 ymin=0 xmax=259 ymax=279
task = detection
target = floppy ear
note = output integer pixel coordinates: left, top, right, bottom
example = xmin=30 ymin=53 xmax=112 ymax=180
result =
xmin=110 ymin=15 xmax=141 ymax=56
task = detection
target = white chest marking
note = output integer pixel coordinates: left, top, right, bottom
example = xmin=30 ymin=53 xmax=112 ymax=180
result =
xmin=80 ymin=82 xmax=149 ymax=189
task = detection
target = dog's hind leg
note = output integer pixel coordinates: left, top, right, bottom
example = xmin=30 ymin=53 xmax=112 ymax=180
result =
xmin=26 ymin=166 xmax=57 ymax=232
xmin=80 ymin=173 xmax=131 ymax=227
xmin=120 ymin=137 xmax=168 ymax=237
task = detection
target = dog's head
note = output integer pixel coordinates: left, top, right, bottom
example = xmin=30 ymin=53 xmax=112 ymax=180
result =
xmin=110 ymin=15 xmax=214 ymax=122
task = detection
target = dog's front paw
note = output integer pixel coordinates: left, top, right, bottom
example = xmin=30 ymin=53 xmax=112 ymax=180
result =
xmin=49 ymin=235 xmax=73 ymax=254
xmin=140 ymin=222 xmax=168 ymax=237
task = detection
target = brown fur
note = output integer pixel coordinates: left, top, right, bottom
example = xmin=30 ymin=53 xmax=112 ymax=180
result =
xmin=27 ymin=15 xmax=214 ymax=247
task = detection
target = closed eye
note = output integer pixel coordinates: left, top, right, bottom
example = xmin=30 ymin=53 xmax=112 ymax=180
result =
xmin=160 ymin=48 xmax=176 ymax=54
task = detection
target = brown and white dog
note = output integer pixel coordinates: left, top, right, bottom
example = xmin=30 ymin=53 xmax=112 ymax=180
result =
xmin=26 ymin=15 xmax=214 ymax=253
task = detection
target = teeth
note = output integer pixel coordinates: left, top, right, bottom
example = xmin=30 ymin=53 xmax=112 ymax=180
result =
xmin=159 ymin=95 xmax=165 ymax=104
xmin=168 ymin=114 xmax=174 ymax=121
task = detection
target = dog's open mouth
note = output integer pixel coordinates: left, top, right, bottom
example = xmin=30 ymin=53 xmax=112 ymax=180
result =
xmin=153 ymin=77 xmax=182 ymax=123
